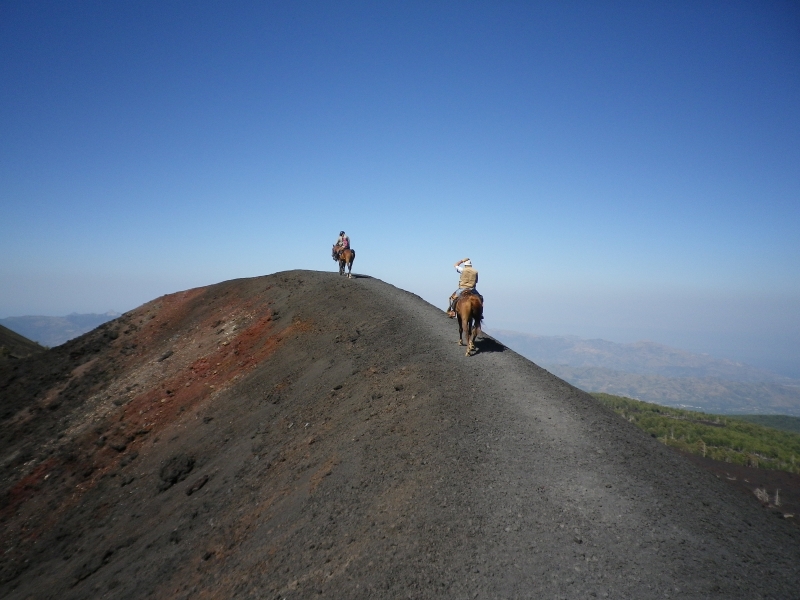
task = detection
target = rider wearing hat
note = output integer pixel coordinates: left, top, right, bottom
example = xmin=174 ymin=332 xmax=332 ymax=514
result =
xmin=448 ymin=257 xmax=482 ymax=317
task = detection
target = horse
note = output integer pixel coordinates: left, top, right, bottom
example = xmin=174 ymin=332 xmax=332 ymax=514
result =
xmin=455 ymin=290 xmax=483 ymax=356
xmin=336 ymin=248 xmax=355 ymax=278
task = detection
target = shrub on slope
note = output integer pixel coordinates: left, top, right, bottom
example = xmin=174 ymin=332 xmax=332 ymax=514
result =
xmin=593 ymin=393 xmax=800 ymax=474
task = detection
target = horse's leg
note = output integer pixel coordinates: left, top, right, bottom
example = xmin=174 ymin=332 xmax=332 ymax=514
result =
xmin=457 ymin=311 xmax=464 ymax=345
xmin=468 ymin=305 xmax=477 ymax=353
xmin=470 ymin=320 xmax=478 ymax=353
xmin=471 ymin=318 xmax=479 ymax=354
xmin=465 ymin=316 xmax=473 ymax=355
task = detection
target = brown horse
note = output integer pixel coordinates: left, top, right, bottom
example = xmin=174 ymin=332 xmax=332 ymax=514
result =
xmin=455 ymin=290 xmax=483 ymax=355
xmin=337 ymin=248 xmax=355 ymax=278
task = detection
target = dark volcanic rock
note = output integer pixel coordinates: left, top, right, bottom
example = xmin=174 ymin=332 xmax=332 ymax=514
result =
xmin=157 ymin=454 xmax=195 ymax=491
xmin=0 ymin=270 xmax=799 ymax=599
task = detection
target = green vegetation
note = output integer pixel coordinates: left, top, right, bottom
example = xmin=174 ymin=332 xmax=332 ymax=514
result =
xmin=730 ymin=414 xmax=800 ymax=435
xmin=592 ymin=393 xmax=800 ymax=474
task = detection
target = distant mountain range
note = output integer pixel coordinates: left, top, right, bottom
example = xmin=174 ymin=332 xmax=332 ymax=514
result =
xmin=0 ymin=312 xmax=120 ymax=348
xmin=490 ymin=331 xmax=800 ymax=416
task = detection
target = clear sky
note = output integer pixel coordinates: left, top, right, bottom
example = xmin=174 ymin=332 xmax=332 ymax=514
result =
xmin=2 ymin=1 xmax=799 ymax=376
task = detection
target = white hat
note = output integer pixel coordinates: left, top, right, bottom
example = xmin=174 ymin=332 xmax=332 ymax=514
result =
xmin=462 ymin=259 xmax=472 ymax=267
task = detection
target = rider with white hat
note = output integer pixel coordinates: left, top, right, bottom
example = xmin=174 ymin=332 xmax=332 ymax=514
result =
xmin=448 ymin=258 xmax=482 ymax=317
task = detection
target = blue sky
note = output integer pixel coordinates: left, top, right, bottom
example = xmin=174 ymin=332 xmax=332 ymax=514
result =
xmin=2 ymin=1 xmax=799 ymax=376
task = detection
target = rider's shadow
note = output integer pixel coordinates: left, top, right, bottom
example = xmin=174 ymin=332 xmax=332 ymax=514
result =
xmin=475 ymin=335 xmax=506 ymax=353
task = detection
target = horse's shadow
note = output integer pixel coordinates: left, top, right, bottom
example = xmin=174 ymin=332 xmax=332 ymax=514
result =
xmin=474 ymin=335 xmax=506 ymax=353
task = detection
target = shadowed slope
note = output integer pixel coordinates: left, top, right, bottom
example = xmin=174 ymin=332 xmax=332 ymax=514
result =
xmin=0 ymin=324 xmax=44 ymax=361
xmin=1 ymin=271 xmax=799 ymax=599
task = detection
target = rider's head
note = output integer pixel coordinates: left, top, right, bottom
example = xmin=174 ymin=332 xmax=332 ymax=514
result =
xmin=463 ymin=259 xmax=472 ymax=267
xmin=340 ymin=231 xmax=345 ymax=236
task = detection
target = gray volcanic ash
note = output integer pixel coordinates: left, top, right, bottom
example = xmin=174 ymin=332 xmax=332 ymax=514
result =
xmin=1 ymin=271 xmax=798 ymax=599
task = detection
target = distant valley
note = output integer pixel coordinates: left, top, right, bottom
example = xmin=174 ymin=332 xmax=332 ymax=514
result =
xmin=0 ymin=312 xmax=119 ymax=348
xmin=491 ymin=331 xmax=800 ymax=416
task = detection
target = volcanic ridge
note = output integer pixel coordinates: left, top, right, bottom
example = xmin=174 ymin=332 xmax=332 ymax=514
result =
xmin=1 ymin=270 xmax=799 ymax=599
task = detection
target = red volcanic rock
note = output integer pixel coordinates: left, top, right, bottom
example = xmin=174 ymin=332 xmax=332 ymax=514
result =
xmin=1 ymin=270 xmax=799 ymax=599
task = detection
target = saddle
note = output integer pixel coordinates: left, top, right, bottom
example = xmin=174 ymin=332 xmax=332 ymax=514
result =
xmin=455 ymin=289 xmax=483 ymax=306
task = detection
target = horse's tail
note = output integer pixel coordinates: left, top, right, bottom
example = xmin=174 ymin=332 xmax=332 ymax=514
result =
xmin=472 ymin=296 xmax=484 ymax=326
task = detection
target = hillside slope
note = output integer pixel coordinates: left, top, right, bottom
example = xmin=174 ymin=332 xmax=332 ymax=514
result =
xmin=0 ymin=323 xmax=44 ymax=361
xmin=1 ymin=271 xmax=798 ymax=599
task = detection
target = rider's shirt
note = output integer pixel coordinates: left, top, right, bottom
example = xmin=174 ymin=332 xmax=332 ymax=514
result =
xmin=455 ymin=265 xmax=478 ymax=289
xmin=337 ymin=235 xmax=350 ymax=248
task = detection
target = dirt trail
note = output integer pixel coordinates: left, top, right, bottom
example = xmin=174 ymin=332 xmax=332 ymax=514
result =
xmin=1 ymin=270 xmax=798 ymax=599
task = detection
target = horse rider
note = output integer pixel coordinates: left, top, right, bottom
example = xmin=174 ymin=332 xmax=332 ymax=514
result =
xmin=332 ymin=230 xmax=350 ymax=260
xmin=448 ymin=258 xmax=483 ymax=317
